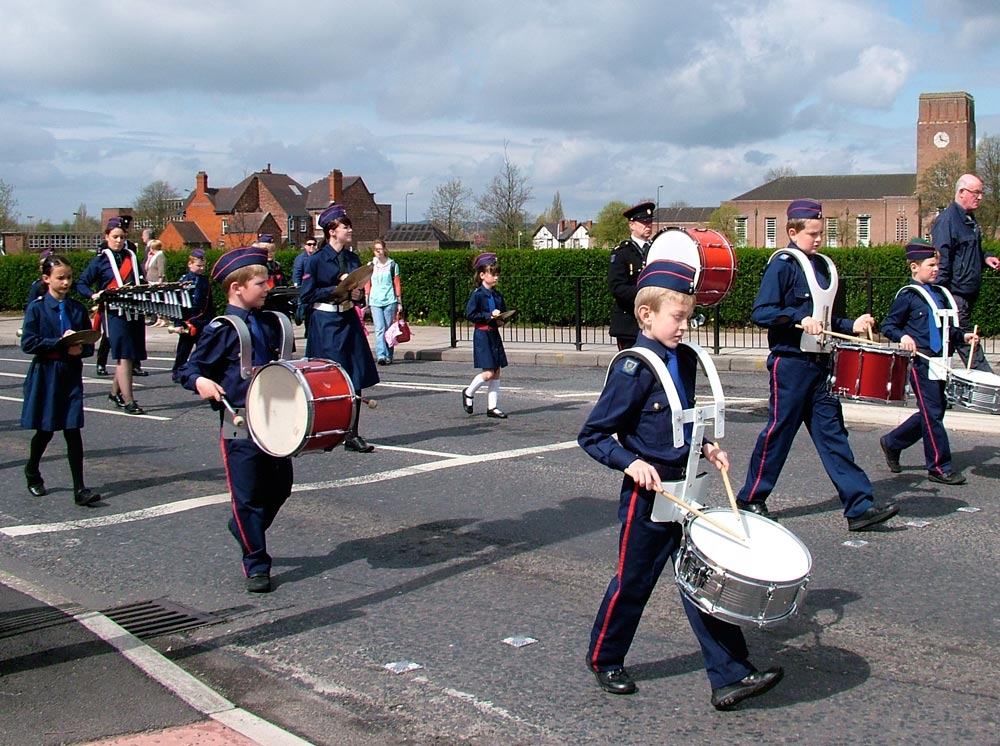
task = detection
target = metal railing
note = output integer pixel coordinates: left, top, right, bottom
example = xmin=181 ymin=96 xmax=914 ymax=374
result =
xmin=447 ymin=274 xmax=998 ymax=354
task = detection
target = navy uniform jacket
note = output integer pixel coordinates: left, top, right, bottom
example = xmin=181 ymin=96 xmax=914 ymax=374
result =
xmin=578 ymin=335 xmax=699 ymax=472
xmin=20 ymin=294 xmax=94 ymax=431
xmin=607 ymin=238 xmax=646 ymax=339
xmin=177 ymin=304 xmax=283 ymax=414
xmin=292 ymin=251 xmax=308 ymax=287
xmin=27 ymin=279 xmax=46 ymax=304
xmin=179 ymin=271 xmax=212 ymax=333
xmin=752 ymin=247 xmax=854 ymax=353
xmin=931 ymin=201 xmax=993 ymax=296
xmin=300 ymin=244 xmax=379 ymax=390
xmin=76 ymin=244 xmax=145 ymax=297
xmin=465 ymin=285 xmax=508 ymax=370
xmin=881 ymin=283 xmax=965 ymax=353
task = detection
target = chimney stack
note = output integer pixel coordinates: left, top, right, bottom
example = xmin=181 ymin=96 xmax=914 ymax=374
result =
xmin=330 ymin=169 xmax=344 ymax=202
xmin=196 ymin=171 xmax=208 ymax=193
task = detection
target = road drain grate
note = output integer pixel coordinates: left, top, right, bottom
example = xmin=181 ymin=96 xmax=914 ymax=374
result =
xmin=101 ymin=598 xmax=222 ymax=638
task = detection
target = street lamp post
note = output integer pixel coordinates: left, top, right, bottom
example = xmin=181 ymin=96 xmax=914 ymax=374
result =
xmin=404 ymin=192 xmax=414 ymax=225
xmin=517 ymin=230 xmax=522 ymax=250
xmin=656 ymin=185 xmax=663 ymax=231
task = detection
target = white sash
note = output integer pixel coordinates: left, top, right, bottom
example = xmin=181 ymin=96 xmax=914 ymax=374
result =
xmin=768 ymin=249 xmax=839 ymax=353
xmin=895 ymin=284 xmax=959 ymax=380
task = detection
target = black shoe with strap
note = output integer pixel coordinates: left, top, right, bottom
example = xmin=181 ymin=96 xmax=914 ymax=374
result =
xmin=486 ymin=408 xmax=508 ymax=419
xmin=461 ymin=389 xmax=474 ymax=414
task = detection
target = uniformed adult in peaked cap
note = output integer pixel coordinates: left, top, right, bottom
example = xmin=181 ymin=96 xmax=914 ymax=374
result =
xmin=608 ymin=201 xmax=656 ymax=349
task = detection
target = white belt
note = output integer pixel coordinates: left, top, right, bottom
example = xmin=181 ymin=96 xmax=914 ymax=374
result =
xmin=313 ymin=301 xmax=354 ymax=313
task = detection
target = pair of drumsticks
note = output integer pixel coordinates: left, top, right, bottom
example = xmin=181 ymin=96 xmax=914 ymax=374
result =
xmin=802 ymin=323 xmax=980 ymax=372
xmin=625 ymin=450 xmax=750 ymax=544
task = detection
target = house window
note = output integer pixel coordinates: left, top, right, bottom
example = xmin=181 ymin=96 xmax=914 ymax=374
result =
xmin=221 ymin=219 xmax=229 ymax=235
xmin=856 ymin=215 xmax=871 ymax=247
xmin=765 ymin=218 xmax=777 ymax=248
xmin=734 ymin=216 xmax=748 ymax=247
xmin=825 ymin=218 xmax=838 ymax=248
xmin=300 ymin=218 xmax=308 ymax=232
xmin=895 ymin=216 xmax=908 ymax=243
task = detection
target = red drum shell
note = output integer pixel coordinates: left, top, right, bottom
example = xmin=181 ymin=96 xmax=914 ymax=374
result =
xmin=245 ymin=358 xmax=357 ymax=457
xmin=829 ymin=343 xmax=911 ymax=404
xmin=646 ymin=227 xmax=737 ymax=307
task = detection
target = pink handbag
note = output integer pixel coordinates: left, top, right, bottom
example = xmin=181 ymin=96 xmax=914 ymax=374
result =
xmin=384 ymin=318 xmax=411 ymax=348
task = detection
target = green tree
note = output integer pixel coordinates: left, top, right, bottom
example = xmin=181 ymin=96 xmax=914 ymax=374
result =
xmin=708 ymin=204 xmax=740 ymax=245
xmin=918 ymin=152 xmax=967 ymax=218
xmin=427 ymin=177 xmax=474 ymax=238
xmin=0 ymin=179 xmax=18 ymax=230
xmin=477 ymin=144 xmax=533 ymax=247
xmin=590 ymin=200 xmax=630 ymax=248
xmin=133 ymin=180 xmax=182 ymax=231
xmin=976 ymin=134 xmax=1000 ymax=239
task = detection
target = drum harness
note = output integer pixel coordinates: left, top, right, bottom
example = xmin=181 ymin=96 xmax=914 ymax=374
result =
xmin=768 ymin=249 xmax=838 ymax=355
xmin=210 ymin=311 xmax=294 ymax=440
xmin=895 ymin=284 xmax=959 ymax=380
xmin=605 ymin=342 xmax=726 ymax=524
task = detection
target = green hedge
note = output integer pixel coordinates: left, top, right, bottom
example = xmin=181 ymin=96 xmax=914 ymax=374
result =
xmin=5 ymin=244 xmax=1000 ymax=335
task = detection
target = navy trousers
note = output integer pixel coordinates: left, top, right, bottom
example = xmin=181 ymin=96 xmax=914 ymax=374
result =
xmin=883 ymin=360 xmax=952 ymax=474
xmin=221 ymin=436 xmax=293 ymax=577
xmin=737 ymin=354 xmax=874 ymax=518
xmin=587 ymin=484 xmax=753 ymax=689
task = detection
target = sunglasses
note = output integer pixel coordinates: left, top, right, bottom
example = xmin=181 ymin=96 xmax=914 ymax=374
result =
xmin=305 ymin=241 xmax=317 ymax=246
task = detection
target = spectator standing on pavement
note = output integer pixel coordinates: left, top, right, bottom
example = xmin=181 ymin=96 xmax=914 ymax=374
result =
xmin=144 ymin=239 xmax=167 ymax=326
xmin=170 ymin=249 xmax=211 ymax=381
xmin=364 ymin=238 xmax=402 ymax=366
xmin=578 ymin=259 xmax=783 ymax=708
xmin=77 ymin=218 xmax=147 ymax=415
xmin=879 ymin=239 xmax=976 ymax=485
xmin=21 ymin=254 xmax=100 ymax=506
xmin=299 ymin=203 xmax=379 ymax=453
xmin=177 ymin=246 xmax=292 ymax=593
xmin=292 ymin=237 xmax=318 ymax=287
xmin=931 ymin=173 xmax=999 ymax=372
xmin=461 ymin=252 xmax=509 ymax=419
xmin=734 ymin=199 xmax=898 ymax=531
xmin=608 ymin=201 xmax=655 ymax=350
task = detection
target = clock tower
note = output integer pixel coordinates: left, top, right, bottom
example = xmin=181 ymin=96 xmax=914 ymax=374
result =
xmin=917 ymin=92 xmax=976 ymax=179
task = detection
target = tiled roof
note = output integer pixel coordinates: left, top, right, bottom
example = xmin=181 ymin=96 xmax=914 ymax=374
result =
xmin=384 ymin=222 xmax=454 ymax=242
xmin=168 ymin=221 xmax=210 ymax=244
xmin=655 ymin=207 xmax=717 ymax=224
xmin=731 ymin=174 xmax=917 ymax=201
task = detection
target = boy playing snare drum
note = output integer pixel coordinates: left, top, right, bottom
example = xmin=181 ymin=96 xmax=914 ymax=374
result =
xmin=879 ymin=239 xmax=978 ymax=485
xmin=578 ymin=259 xmax=783 ymax=710
xmin=178 ymin=246 xmax=292 ymax=593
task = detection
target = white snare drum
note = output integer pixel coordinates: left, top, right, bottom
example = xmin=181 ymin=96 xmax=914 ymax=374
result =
xmin=675 ymin=509 xmax=811 ymax=627
xmin=946 ymin=369 xmax=1000 ymax=414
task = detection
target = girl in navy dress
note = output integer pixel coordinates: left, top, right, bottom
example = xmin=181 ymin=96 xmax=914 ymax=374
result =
xmin=21 ymin=255 xmax=101 ymax=506
xmin=462 ymin=253 xmax=509 ymax=418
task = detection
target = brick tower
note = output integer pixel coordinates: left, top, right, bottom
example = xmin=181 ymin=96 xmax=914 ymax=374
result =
xmin=916 ymin=92 xmax=976 ymax=178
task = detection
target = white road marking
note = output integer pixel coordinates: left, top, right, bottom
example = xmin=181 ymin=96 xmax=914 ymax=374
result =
xmin=0 ymin=394 xmax=170 ymax=420
xmin=376 ymin=381 xmax=524 ymax=392
xmin=0 ymin=440 xmax=580 ymax=537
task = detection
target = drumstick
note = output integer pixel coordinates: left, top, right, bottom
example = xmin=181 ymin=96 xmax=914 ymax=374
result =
xmin=795 ymin=324 xmax=881 ymax=346
xmin=624 ymin=469 xmax=748 ymax=544
xmin=911 ymin=348 xmax=954 ymax=374
xmin=713 ymin=442 xmax=749 ymax=539
xmin=219 ymin=395 xmax=245 ymax=427
xmin=967 ymin=324 xmax=979 ymax=371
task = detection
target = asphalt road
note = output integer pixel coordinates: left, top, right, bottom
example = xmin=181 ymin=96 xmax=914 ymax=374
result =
xmin=0 ymin=347 xmax=997 ymax=745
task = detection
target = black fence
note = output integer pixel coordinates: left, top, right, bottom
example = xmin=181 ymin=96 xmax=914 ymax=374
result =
xmin=447 ymin=274 xmax=998 ymax=354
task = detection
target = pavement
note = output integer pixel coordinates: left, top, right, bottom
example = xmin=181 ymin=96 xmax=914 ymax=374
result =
xmin=2 ymin=312 xmax=999 ymax=746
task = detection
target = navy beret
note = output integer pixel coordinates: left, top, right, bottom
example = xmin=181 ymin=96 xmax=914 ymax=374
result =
xmin=474 ymin=252 xmax=497 ymax=269
xmin=318 ymin=203 xmax=348 ymax=228
xmin=637 ymin=260 xmax=696 ymax=294
xmin=189 ymin=249 xmax=206 ymax=260
xmin=257 ymin=233 xmax=274 ymax=244
xmin=905 ymin=238 xmax=937 ymax=262
xmin=787 ymin=199 xmax=823 ymax=220
xmin=211 ymin=246 xmax=268 ymax=283
xmin=623 ymin=201 xmax=656 ymax=222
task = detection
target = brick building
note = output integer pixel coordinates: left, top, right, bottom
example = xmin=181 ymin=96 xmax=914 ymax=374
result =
xmin=304 ymin=170 xmax=392 ymax=245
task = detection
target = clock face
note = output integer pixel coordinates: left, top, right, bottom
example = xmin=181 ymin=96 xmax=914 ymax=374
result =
xmin=933 ymin=131 xmax=950 ymax=148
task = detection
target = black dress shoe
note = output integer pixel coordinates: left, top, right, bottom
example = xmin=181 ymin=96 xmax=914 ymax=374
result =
xmin=736 ymin=500 xmax=773 ymax=520
xmin=712 ymin=667 xmax=783 ymax=710
xmin=343 ymin=433 xmax=374 ymax=453
xmin=486 ymin=408 xmax=508 ymax=419
xmin=928 ymin=471 xmax=967 ymax=485
xmin=880 ymin=436 xmax=902 ymax=473
xmin=847 ymin=502 xmax=899 ymax=531
xmin=246 ymin=572 xmax=272 ymax=593
xmin=95 ymin=365 xmax=109 ymax=377
xmin=27 ymin=482 xmax=47 ymax=497
xmin=132 ymin=367 xmax=149 ymax=377
xmin=123 ymin=401 xmax=145 ymax=415
xmin=593 ymin=666 xmax=637 ymax=695
xmin=109 ymin=392 xmax=125 ymax=408
xmin=74 ymin=488 xmax=101 ymax=506
xmin=461 ymin=388 xmax=474 ymax=414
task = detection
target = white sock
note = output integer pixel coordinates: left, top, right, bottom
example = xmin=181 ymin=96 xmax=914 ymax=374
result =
xmin=487 ymin=379 xmax=500 ymax=410
xmin=467 ymin=373 xmax=486 ymax=396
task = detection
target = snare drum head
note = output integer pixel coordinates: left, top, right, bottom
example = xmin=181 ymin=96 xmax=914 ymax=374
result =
xmin=687 ymin=509 xmax=811 ymax=582
xmin=952 ymin=369 xmax=1000 ymax=385
xmin=246 ymin=362 xmax=311 ymax=456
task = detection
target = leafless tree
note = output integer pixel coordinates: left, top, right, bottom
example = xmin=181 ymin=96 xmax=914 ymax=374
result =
xmin=0 ymin=179 xmax=18 ymax=230
xmin=976 ymin=134 xmax=1000 ymax=239
xmin=477 ymin=143 xmax=533 ymax=248
xmin=918 ymin=153 xmax=966 ymax=218
xmin=427 ymin=177 xmax=474 ymax=238
xmin=133 ymin=180 xmax=182 ymax=232
xmin=764 ymin=166 xmax=798 ymax=183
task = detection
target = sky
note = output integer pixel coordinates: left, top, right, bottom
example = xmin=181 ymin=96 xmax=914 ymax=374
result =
xmin=3 ymin=0 xmax=1000 ymax=226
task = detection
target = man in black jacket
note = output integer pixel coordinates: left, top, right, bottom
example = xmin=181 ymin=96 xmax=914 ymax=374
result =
xmin=608 ymin=201 xmax=655 ymax=350
xmin=931 ymin=173 xmax=999 ymax=371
